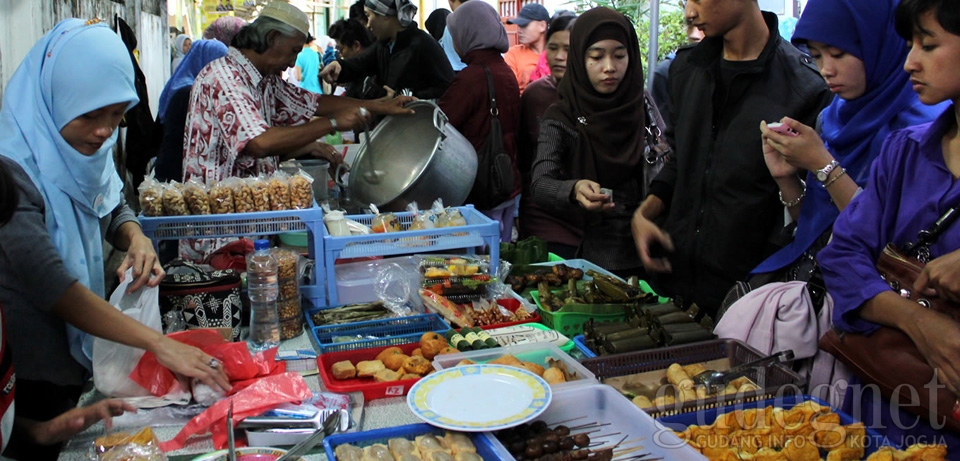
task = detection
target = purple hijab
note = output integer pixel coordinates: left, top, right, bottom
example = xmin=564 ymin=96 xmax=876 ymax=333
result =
xmin=447 ymin=1 xmax=508 ymax=56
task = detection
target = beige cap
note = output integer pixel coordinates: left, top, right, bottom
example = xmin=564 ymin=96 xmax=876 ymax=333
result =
xmin=257 ymin=1 xmax=310 ymax=37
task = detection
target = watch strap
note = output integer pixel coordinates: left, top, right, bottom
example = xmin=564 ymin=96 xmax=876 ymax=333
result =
xmin=817 ymin=160 xmax=840 ymax=183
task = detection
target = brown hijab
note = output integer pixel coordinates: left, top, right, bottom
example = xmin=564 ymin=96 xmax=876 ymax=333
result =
xmin=543 ymin=7 xmax=644 ymax=188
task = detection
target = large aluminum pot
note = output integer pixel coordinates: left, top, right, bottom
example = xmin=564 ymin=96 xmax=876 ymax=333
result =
xmin=346 ymin=100 xmax=477 ymax=212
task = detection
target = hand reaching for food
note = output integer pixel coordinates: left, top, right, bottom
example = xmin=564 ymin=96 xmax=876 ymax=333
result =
xmin=573 ymin=180 xmax=614 ymax=212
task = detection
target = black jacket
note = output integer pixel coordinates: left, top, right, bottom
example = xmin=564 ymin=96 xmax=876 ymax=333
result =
xmin=647 ymin=12 xmax=832 ymax=314
xmin=337 ymin=26 xmax=453 ymax=100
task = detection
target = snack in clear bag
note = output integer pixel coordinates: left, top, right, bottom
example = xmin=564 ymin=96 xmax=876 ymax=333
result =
xmin=271 ymin=247 xmax=300 ymax=300
xmin=138 ymin=176 xmax=165 ymax=217
xmin=207 ymin=180 xmax=235 ymax=215
xmin=288 ymin=170 xmax=315 ymax=209
xmin=183 ymin=178 xmax=212 ymax=215
xmin=161 ymin=181 xmax=188 ymax=216
xmin=230 ymin=177 xmax=256 ymax=213
xmin=250 ymin=176 xmax=272 ymax=212
xmin=407 ymin=201 xmax=435 ymax=231
xmin=268 ymin=172 xmax=292 ymax=211
xmin=438 ymin=207 xmax=467 ymax=228
xmin=94 ymin=427 xmax=166 ymax=460
xmin=369 ymin=204 xmax=400 ymax=233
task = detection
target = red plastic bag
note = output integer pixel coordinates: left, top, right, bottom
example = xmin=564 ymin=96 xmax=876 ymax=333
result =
xmin=130 ymin=330 xmax=226 ymax=396
xmin=159 ymin=372 xmax=312 ymax=452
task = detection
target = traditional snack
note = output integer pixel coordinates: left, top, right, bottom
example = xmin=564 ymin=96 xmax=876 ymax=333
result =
xmin=363 ymin=444 xmax=392 ymax=460
xmin=250 ymin=178 xmax=271 ymax=211
xmin=337 ymin=431 xmax=475 ymax=461
xmin=420 ymin=332 xmax=448 ymax=360
xmin=137 ymin=178 xmax=164 ymax=216
xmin=230 ymin=177 xmax=255 ymax=213
xmin=542 ymin=367 xmax=566 ymax=384
xmin=381 ymin=350 xmax=409 ymax=372
xmin=374 ymin=368 xmax=401 ymax=382
xmin=520 ymin=361 xmax=545 ymax=376
xmin=375 ymin=346 xmax=405 ymax=362
xmin=403 ymin=356 xmax=432 ymax=375
xmin=277 ymin=297 xmax=301 ymax=319
xmin=488 ymin=354 xmax=523 ymax=368
xmin=331 ymin=360 xmax=357 ymax=380
xmin=268 ymin=174 xmax=291 ymax=211
xmin=207 ymin=180 xmax=235 ymax=214
xmin=334 ymin=443 xmax=363 ymax=461
xmin=278 ymin=316 xmax=302 ymax=340
xmin=356 ymin=360 xmax=385 ymax=378
xmin=161 ymin=182 xmax=188 ymax=216
xmin=288 ymin=172 xmax=314 ymax=209
xmin=183 ymin=179 xmax=212 ymax=215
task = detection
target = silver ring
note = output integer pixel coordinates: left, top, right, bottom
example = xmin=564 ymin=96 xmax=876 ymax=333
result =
xmin=208 ymin=358 xmax=219 ymax=369
xmin=359 ymin=107 xmax=369 ymax=117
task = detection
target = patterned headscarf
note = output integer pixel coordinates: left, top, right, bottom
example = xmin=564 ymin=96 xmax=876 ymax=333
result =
xmin=203 ymin=16 xmax=247 ymax=46
xmin=365 ymin=0 xmax=418 ymax=27
xmin=0 ymin=18 xmax=138 ymax=370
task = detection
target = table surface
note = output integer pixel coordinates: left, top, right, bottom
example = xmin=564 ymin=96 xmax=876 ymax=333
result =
xmin=56 ymin=326 xmax=422 ymax=461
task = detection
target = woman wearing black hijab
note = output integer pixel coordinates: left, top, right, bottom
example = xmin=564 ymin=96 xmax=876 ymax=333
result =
xmin=529 ymin=7 xmax=646 ymax=276
xmin=425 ymin=8 xmax=450 ymax=42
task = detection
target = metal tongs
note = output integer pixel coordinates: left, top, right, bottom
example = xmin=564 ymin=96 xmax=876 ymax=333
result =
xmin=692 ymin=350 xmax=795 ymax=391
xmin=275 ymin=410 xmax=341 ymax=461
xmin=227 ymin=401 xmax=237 ymax=461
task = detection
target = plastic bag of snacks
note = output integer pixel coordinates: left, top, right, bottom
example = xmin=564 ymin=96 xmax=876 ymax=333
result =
xmin=207 ymin=180 xmax=235 ymax=215
xmin=407 ymin=201 xmax=436 ymax=231
xmin=229 ymin=177 xmax=255 ymax=213
xmin=370 ymin=204 xmax=400 ymax=233
xmin=288 ymin=170 xmax=315 ymax=209
xmin=438 ymin=207 xmax=467 ymax=228
xmin=182 ymin=178 xmax=211 ymax=215
xmin=138 ymin=176 xmax=165 ymax=217
xmin=161 ymin=182 xmax=188 ymax=216
xmin=250 ymin=176 xmax=272 ymax=212
xmin=94 ymin=427 xmax=166 ymax=461
xmin=268 ymin=172 xmax=291 ymax=211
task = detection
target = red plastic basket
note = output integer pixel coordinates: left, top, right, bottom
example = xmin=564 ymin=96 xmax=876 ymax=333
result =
xmin=317 ymin=341 xmax=425 ymax=400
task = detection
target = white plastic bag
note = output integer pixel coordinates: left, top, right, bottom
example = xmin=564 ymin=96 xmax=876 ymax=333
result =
xmin=93 ymin=269 xmax=191 ymax=407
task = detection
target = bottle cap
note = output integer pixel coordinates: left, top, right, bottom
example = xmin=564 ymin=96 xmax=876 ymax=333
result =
xmin=254 ymin=239 xmax=270 ymax=251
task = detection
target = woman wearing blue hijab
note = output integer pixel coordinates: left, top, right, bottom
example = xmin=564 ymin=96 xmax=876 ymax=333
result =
xmin=155 ymin=39 xmax=228 ymax=183
xmin=751 ymin=0 xmax=946 ymax=279
xmin=0 ymin=19 xmax=229 ymax=458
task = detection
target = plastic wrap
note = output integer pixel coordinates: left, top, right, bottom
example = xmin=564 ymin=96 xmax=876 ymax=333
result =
xmin=373 ymin=263 xmax=417 ymax=317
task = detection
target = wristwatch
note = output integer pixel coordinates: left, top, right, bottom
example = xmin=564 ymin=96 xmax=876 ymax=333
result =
xmin=816 ymin=160 xmax=840 ymax=183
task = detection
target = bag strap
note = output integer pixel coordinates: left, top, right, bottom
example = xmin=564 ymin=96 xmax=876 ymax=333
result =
xmin=163 ymin=259 xmax=211 ymax=280
xmin=904 ymin=207 xmax=960 ymax=261
xmin=482 ymin=66 xmax=499 ymax=120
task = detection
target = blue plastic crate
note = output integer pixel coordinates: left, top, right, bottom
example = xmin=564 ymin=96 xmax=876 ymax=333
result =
xmin=572 ymin=334 xmax=598 ymax=358
xmin=658 ymin=394 xmax=897 ymax=456
xmin=307 ymin=313 xmax=450 ymax=353
xmin=323 ymin=423 xmax=505 ymax=460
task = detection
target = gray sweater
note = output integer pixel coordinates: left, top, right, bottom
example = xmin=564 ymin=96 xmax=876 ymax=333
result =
xmin=0 ymin=156 xmax=137 ymax=386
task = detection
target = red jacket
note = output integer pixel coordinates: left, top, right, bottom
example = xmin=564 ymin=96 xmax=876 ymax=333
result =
xmin=438 ymin=49 xmax=521 ymax=198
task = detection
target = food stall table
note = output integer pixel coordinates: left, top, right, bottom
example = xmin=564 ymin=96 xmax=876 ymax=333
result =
xmin=56 ymin=327 xmax=422 ymax=461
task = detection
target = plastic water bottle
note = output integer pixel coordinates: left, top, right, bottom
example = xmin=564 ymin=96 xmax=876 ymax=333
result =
xmin=247 ymin=239 xmax=280 ymax=350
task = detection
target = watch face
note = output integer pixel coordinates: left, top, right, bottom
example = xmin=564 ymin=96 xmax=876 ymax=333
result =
xmin=817 ymin=171 xmax=828 ymax=181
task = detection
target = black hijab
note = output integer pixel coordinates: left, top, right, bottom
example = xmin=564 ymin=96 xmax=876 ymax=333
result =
xmin=544 ymin=7 xmax=644 ymax=188
xmin=425 ymin=8 xmax=450 ymax=41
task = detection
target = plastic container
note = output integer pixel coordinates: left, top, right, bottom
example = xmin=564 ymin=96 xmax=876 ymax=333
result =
xmin=657 ymin=394 xmax=895 ymax=456
xmin=572 ymin=334 xmax=597 ymax=358
xmin=579 ymin=338 xmax=806 ymax=419
xmin=430 ymin=342 xmax=596 ymax=391
xmin=323 ymin=423 xmax=502 ymax=460
xmin=317 ymin=342 xmax=423 ymax=400
xmin=481 ymin=383 xmax=705 ymax=460
xmin=247 ymin=239 xmax=280 ymax=351
xmin=279 ymin=315 xmax=303 ymax=340
xmin=531 ymin=290 xmax=630 ymax=337
xmin=307 ymin=313 xmax=450 ymax=353
xmin=334 ymin=255 xmax=419 ymax=305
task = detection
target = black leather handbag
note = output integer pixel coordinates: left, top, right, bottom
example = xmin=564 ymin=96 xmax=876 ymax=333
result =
xmin=159 ymin=260 xmax=243 ymax=341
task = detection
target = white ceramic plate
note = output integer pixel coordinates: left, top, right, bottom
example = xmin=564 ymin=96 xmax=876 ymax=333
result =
xmin=190 ymin=446 xmax=305 ymax=461
xmin=406 ymin=363 xmax=552 ymax=431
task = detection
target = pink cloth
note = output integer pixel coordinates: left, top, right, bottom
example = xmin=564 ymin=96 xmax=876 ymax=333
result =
xmin=527 ymin=51 xmax=550 ymax=83
xmin=713 ymin=281 xmax=852 ymax=407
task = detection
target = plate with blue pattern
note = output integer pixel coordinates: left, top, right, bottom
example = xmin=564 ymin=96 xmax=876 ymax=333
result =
xmin=406 ymin=363 xmax=552 ymax=432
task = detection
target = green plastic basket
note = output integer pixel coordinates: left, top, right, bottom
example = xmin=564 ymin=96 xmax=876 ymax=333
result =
xmin=531 ymin=291 xmax=630 ymax=337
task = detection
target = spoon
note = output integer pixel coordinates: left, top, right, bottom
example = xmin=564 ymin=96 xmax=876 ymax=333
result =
xmin=692 ymin=350 xmax=795 ymax=391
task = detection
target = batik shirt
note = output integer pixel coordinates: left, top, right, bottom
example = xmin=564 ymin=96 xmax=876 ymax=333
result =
xmin=183 ymin=47 xmax=321 ymax=184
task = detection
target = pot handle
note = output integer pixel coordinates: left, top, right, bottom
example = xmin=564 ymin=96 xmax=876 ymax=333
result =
xmin=433 ymin=106 xmax=448 ymax=140
xmin=334 ymin=163 xmax=350 ymax=187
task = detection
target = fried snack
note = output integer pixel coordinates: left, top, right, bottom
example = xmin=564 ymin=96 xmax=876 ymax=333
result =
xmin=411 ymin=348 xmax=423 ymax=357
xmin=375 ymin=347 xmax=404 ymax=362
xmin=363 ymin=444 xmax=392 ymax=460
xmin=652 ymin=394 xmax=676 ymax=408
xmin=289 ymin=172 xmax=314 ymax=209
xmin=488 ymin=354 xmax=523 ymax=368
xmin=331 ymin=360 xmax=357 ymax=380
xmin=95 ymin=427 xmax=161 ymax=458
xmin=388 ymin=438 xmax=420 ymax=459
xmin=381 ymin=351 xmax=409 ymax=372
xmin=683 ymin=363 xmax=708 ymax=377
xmin=161 ymin=182 xmax=188 ymax=216
xmin=403 ymin=356 xmax=432 ymax=375
xmin=454 ymin=453 xmax=482 ymax=461
xmin=277 ymin=297 xmax=301 ymax=319
xmin=250 ymin=178 xmax=271 ymax=211
xmin=667 ymin=363 xmax=698 ymax=402
xmin=231 ymin=177 xmax=256 ymax=213
xmin=444 ymin=432 xmax=476 ymax=455
xmin=356 ymin=360 xmax=385 ymax=378
xmin=268 ymin=174 xmax=291 ymax=211
xmin=335 ymin=444 xmax=364 ymax=461
xmin=424 ymin=452 xmax=455 ymax=461
xmin=632 ymin=395 xmax=654 ymax=409
xmin=415 ymin=434 xmax=450 ymax=458
xmin=137 ymin=177 xmax=164 ymax=216
xmin=400 ymin=373 xmax=422 ymax=381
xmin=437 ymin=347 xmax=459 ymax=356
xmin=521 ymin=361 xmax=546 ymax=377
xmin=456 ymin=359 xmax=476 ymax=367
xmin=183 ymin=179 xmax=212 ymax=215
xmin=207 ymin=180 xmax=235 ymax=214
xmin=374 ymin=368 xmax=402 ymax=382
xmin=420 ymin=332 xmax=447 ymax=360
xmin=543 ymin=367 xmax=566 ymax=384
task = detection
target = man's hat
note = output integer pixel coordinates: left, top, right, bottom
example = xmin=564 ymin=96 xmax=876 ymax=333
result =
xmin=507 ymin=3 xmax=549 ymax=27
xmin=257 ymin=1 xmax=310 ymax=37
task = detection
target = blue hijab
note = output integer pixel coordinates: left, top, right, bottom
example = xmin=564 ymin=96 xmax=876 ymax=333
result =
xmin=752 ymin=0 xmax=944 ymax=274
xmin=0 ymin=19 xmax=138 ymax=370
xmin=158 ymin=39 xmax=227 ymax=122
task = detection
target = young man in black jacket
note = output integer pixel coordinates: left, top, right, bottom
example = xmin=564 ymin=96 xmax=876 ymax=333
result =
xmin=631 ymin=0 xmax=832 ymax=316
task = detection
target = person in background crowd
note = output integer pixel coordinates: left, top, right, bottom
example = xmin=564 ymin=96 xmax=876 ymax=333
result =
xmin=328 ymin=18 xmax=379 ymax=99
xmin=531 ymin=7 xmax=646 ymax=276
xmin=0 ymin=19 xmax=231 ymax=460
xmin=631 ymin=0 xmax=832 ymax=315
xmin=650 ymin=23 xmax=704 ymax=130
xmin=321 ymin=36 xmax=338 ymax=67
xmin=295 ymin=34 xmax=324 ymax=94
xmin=203 ymin=16 xmax=247 ymax=46
xmin=527 ymin=10 xmax=576 ymax=84
xmin=320 ymin=0 xmax=453 ymax=99
xmin=517 ymin=13 xmax=577 ymax=257
xmin=349 ymin=0 xmax=368 ymax=23
xmin=171 ymin=33 xmax=192 ymax=72
xmin=425 ymin=8 xmax=450 ymax=41
xmin=155 ymin=40 xmax=229 ymax=183
xmin=181 ymin=2 xmax=412 ymax=260
xmin=439 ymin=0 xmax=467 ymax=73
xmin=438 ymin=1 xmax=521 ymax=242
xmin=505 ymin=3 xmax=550 ymax=94
xmin=818 ymin=0 xmax=960 ymax=452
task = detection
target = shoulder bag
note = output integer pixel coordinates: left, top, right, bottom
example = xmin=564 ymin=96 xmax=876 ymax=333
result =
xmin=819 ymin=208 xmax=960 ymax=433
xmin=158 ymin=260 xmax=244 ymax=342
xmin=465 ymin=66 xmax=515 ymax=210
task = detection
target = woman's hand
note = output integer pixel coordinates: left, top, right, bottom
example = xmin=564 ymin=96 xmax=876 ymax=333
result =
xmin=573 ymin=180 xmax=614 ymax=212
xmin=760 ymin=122 xmax=798 ymax=179
xmin=915 ymin=249 xmax=960 ymax=302
xmin=760 ymin=117 xmax=833 ymax=174
xmin=116 ymin=231 xmax=164 ymax=294
xmin=151 ymin=335 xmax=232 ymax=393
xmin=24 ymin=399 xmax=136 ymax=445
xmin=904 ymin=306 xmax=960 ymax=397
xmin=631 ymin=208 xmax=673 ymax=273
